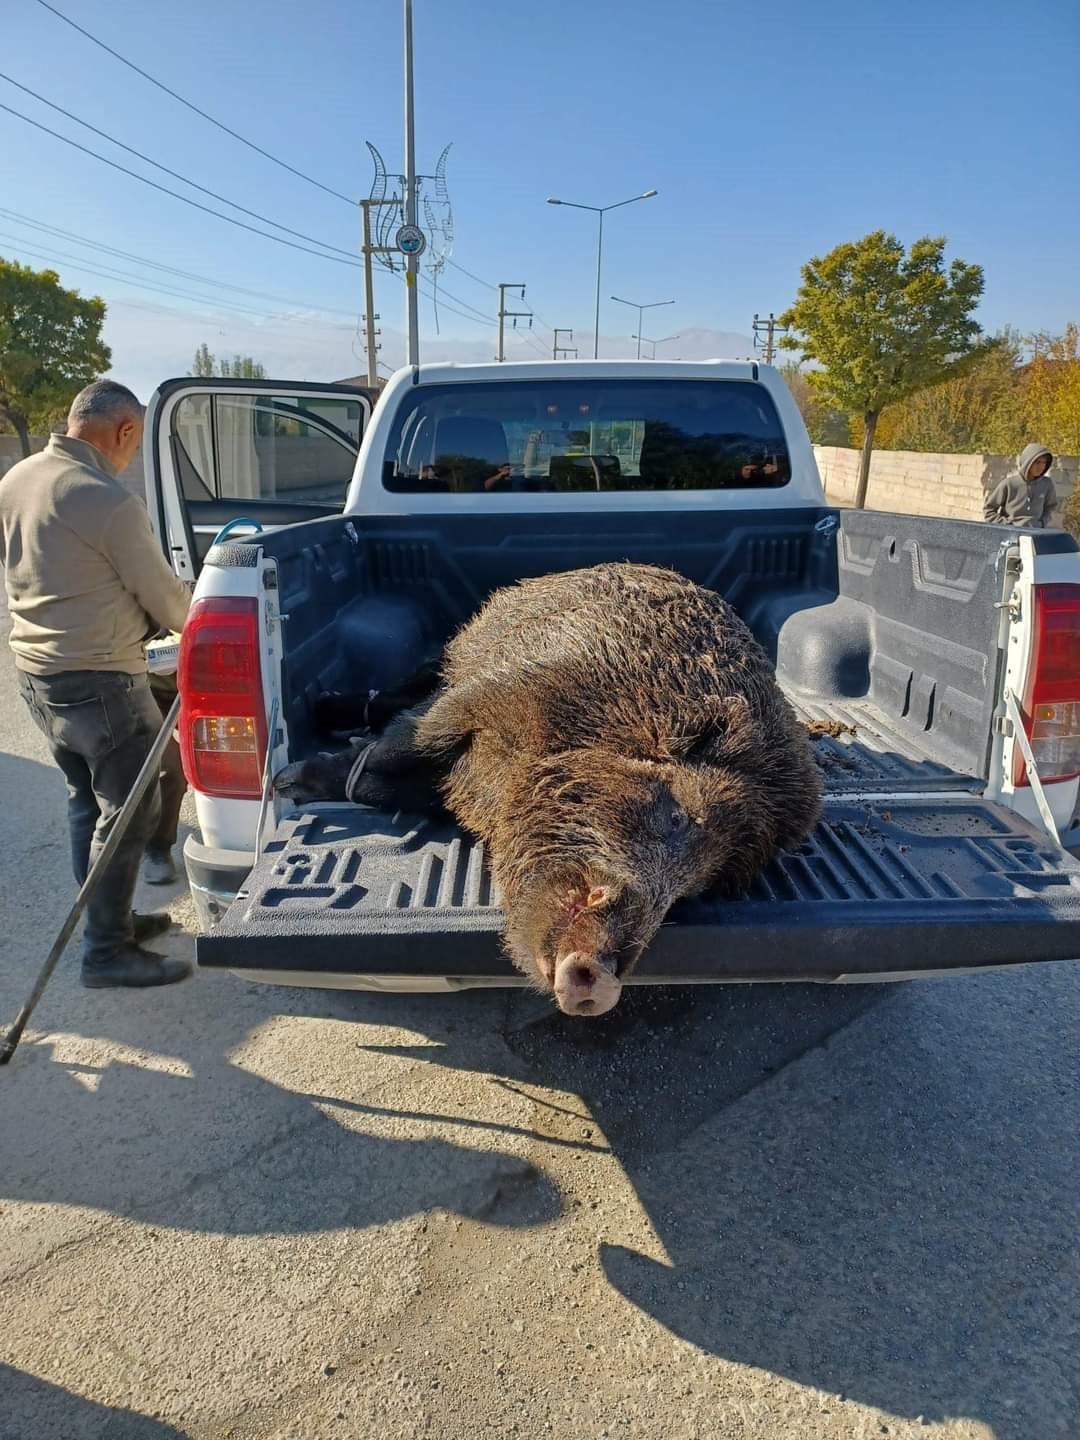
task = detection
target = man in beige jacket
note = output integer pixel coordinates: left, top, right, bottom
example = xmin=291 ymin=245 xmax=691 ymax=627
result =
xmin=0 ymin=381 xmax=193 ymax=987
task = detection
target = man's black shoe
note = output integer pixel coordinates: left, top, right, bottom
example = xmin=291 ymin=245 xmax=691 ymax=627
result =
xmin=144 ymin=849 xmax=178 ymax=885
xmin=81 ymin=945 xmax=192 ymax=989
xmin=132 ymin=911 xmax=174 ymax=943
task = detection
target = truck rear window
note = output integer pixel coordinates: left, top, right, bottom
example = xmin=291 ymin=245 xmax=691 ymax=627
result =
xmin=382 ymin=379 xmax=791 ymax=493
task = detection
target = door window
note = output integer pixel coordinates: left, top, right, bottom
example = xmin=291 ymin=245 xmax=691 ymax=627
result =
xmin=170 ymin=393 xmax=360 ymax=507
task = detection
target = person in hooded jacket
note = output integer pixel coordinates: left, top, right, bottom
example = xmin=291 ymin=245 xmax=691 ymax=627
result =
xmin=983 ymin=443 xmax=1058 ymax=528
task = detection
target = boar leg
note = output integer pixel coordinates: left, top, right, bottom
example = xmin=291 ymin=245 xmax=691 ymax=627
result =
xmin=312 ymin=659 xmax=443 ymax=737
xmin=344 ymin=702 xmax=455 ymax=817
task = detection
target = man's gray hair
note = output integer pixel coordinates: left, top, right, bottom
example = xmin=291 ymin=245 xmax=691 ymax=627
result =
xmin=67 ymin=380 xmax=144 ymax=428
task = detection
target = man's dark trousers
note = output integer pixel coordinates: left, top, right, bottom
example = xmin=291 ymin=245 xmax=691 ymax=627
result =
xmin=18 ymin=669 xmax=163 ymax=965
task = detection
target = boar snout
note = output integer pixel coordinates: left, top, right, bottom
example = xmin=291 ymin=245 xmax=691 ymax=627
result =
xmin=552 ymin=952 xmax=622 ymax=1018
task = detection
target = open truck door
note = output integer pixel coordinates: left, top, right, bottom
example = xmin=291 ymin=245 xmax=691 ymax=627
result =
xmin=143 ymin=377 xmax=371 ymax=579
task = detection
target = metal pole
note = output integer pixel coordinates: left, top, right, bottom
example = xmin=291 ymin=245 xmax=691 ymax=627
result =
xmin=361 ymin=200 xmax=378 ymax=387
xmin=496 ymin=284 xmax=530 ymax=362
xmin=593 ymin=209 xmax=603 ymax=360
xmin=403 ymin=0 xmax=419 ymax=365
xmin=0 ymin=694 xmax=181 ymax=1066
xmin=635 ymin=305 xmax=643 ymax=359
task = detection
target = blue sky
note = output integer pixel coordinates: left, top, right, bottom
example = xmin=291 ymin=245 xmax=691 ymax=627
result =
xmin=2 ymin=0 xmax=1078 ymax=392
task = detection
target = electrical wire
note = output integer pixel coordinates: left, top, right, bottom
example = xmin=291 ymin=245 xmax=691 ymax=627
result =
xmin=445 ymin=255 xmax=557 ymax=337
xmin=0 ymin=73 xmax=358 ymax=260
xmin=0 ymin=206 xmax=360 ymax=317
xmin=28 ymin=3 xmax=564 ymax=338
xmin=445 ymin=258 xmax=497 ymax=292
xmin=34 ymin=0 xmax=356 ymax=206
xmin=0 ymin=235 xmax=316 ymax=317
xmin=0 ymin=100 xmax=363 ymax=268
xmin=0 ymin=95 xmax=502 ymax=327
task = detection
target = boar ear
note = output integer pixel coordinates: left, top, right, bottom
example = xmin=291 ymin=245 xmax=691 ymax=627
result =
xmin=586 ymin=885 xmax=612 ymax=908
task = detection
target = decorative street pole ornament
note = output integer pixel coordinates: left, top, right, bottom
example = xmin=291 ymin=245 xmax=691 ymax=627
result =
xmin=395 ymin=223 xmax=426 ymax=257
xmin=366 ymin=140 xmax=453 ymax=278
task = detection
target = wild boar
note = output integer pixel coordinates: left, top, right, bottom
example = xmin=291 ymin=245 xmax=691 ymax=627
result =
xmin=276 ymin=563 xmax=822 ymax=1016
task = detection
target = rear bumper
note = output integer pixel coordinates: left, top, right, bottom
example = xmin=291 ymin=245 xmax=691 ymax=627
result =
xmin=183 ymin=834 xmax=252 ymax=930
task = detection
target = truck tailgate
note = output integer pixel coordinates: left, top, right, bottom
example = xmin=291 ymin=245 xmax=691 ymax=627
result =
xmin=197 ymin=799 xmax=1080 ymax=982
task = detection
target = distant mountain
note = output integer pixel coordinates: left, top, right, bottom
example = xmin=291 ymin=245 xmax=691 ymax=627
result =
xmin=362 ymin=324 xmax=757 ymax=370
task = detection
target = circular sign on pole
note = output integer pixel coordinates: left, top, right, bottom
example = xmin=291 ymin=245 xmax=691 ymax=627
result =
xmin=395 ymin=223 xmax=426 ymax=257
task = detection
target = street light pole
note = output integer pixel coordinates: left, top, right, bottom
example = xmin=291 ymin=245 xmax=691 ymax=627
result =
xmin=632 ymin=333 xmax=680 ymax=360
xmin=546 ymin=189 xmax=658 ymax=359
xmin=612 ymin=296 xmax=674 ymax=358
xmin=593 ymin=210 xmax=603 ymax=362
xmin=403 ymin=0 xmax=419 ymax=365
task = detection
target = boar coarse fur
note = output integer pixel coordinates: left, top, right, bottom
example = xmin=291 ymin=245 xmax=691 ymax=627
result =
xmin=278 ymin=563 xmax=822 ymax=1016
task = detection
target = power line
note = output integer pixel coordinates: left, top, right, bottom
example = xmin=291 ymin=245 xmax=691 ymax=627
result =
xmin=34 ymin=0 xmax=356 ymax=206
xmin=0 ymin=207 xmax=358 ymax=316
xmin=445 ymin=256 xmax=555 ymax=335
xmin=445 ymin=257 xmax=497 ymax=292
xmin=26 ymin=5 xmax=560 ymax=343
xmin=0 ymin=73 xmax=358 ymax=260
xmin=0 ymin=201 xmax=494 ymax=337
xmin=0 ymin=100 xmax=364 ymax=269
xmin=0 ymin=235 xmax=315 ymax=318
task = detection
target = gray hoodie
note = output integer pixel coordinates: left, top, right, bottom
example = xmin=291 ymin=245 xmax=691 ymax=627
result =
xmin=983 ymin=443 xmax=1056 ymax=528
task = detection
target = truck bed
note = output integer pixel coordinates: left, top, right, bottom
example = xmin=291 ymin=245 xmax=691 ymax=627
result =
xmin=194 ymin=506 xmax=1080 ymax=985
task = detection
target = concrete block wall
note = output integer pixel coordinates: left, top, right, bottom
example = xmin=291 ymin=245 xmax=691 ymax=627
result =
xmin=814 ymin=446 xmax=1079 ymax=521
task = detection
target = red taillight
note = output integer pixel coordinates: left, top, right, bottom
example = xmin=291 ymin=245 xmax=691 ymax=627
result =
xmin=178 ymin=597 xmax=267 ymax=799
xmin=1015 ymin=583 xmax=1080 ymax=786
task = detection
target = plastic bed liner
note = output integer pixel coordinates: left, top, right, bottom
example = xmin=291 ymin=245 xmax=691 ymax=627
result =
xmin=788 ymin=695 xmax=980 ymax=795
xmin=197 ymin=796 xmax=1080 ymax=981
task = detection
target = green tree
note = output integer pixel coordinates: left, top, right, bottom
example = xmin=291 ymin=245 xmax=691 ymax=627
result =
xmin=1024 ymin=325 xmax=1080 ymax=457
xmin=219 ymin=354 xmax=266 ymax=379
xmin=191 ymin=342 xmax=215 ymax=377
xmin=190 ymin=347 xmax=265 ymax=380
xmin=0 ymin=257 xmax=110 ymax=457
xmin=867 ymin=333 xmax=1021 ymax=453
xmin=780 ymin=232 xmax=986 ymax=507
xmin=778 ymin=362 xmax=851 ymax=446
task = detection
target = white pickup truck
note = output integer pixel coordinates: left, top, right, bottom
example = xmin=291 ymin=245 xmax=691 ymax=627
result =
xmin=144 ymin=360 xmax=1080 ymax=991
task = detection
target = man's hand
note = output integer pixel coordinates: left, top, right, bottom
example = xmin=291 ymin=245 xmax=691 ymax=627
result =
xmin=484 ymin=464 xmax=513 ymax=491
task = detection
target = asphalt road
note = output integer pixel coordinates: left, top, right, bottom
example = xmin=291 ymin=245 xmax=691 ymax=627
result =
xmin=1 ymin=586 xmax=1078 ymax=1440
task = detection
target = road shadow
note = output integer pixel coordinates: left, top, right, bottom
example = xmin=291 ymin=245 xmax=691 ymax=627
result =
xmin=0 ymin=1364 xmax=190 ymax=1440
xmin=0 ymin=979 xmax=559 ymax=1240
xmin=364 ymin=972 xmax=1080 ymax=1440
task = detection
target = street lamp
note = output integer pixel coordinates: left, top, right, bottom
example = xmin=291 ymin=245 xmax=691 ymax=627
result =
xmin=612 ymin=296 xmax=675 ymax=358
xmin=632 ymin=332 xmax=681 ymax=360
xmin=546 ymin=190 xmax=658 ymax=359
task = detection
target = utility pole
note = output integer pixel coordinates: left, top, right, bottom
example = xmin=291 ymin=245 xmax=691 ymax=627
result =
xmin=752 ymin=312 xmax=787 ymax=365
xmin=497 ymin=284 xmax=532 ymax=362
xmin=553 ymin=328 xmax=577 ymax=360
xmin=403 ymin=0 xmax=419 ymax=364
xmin=359 ymin=199 xmax=399 ymax=387
xmin=361 ymin=200 xmax=379 ymax=385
